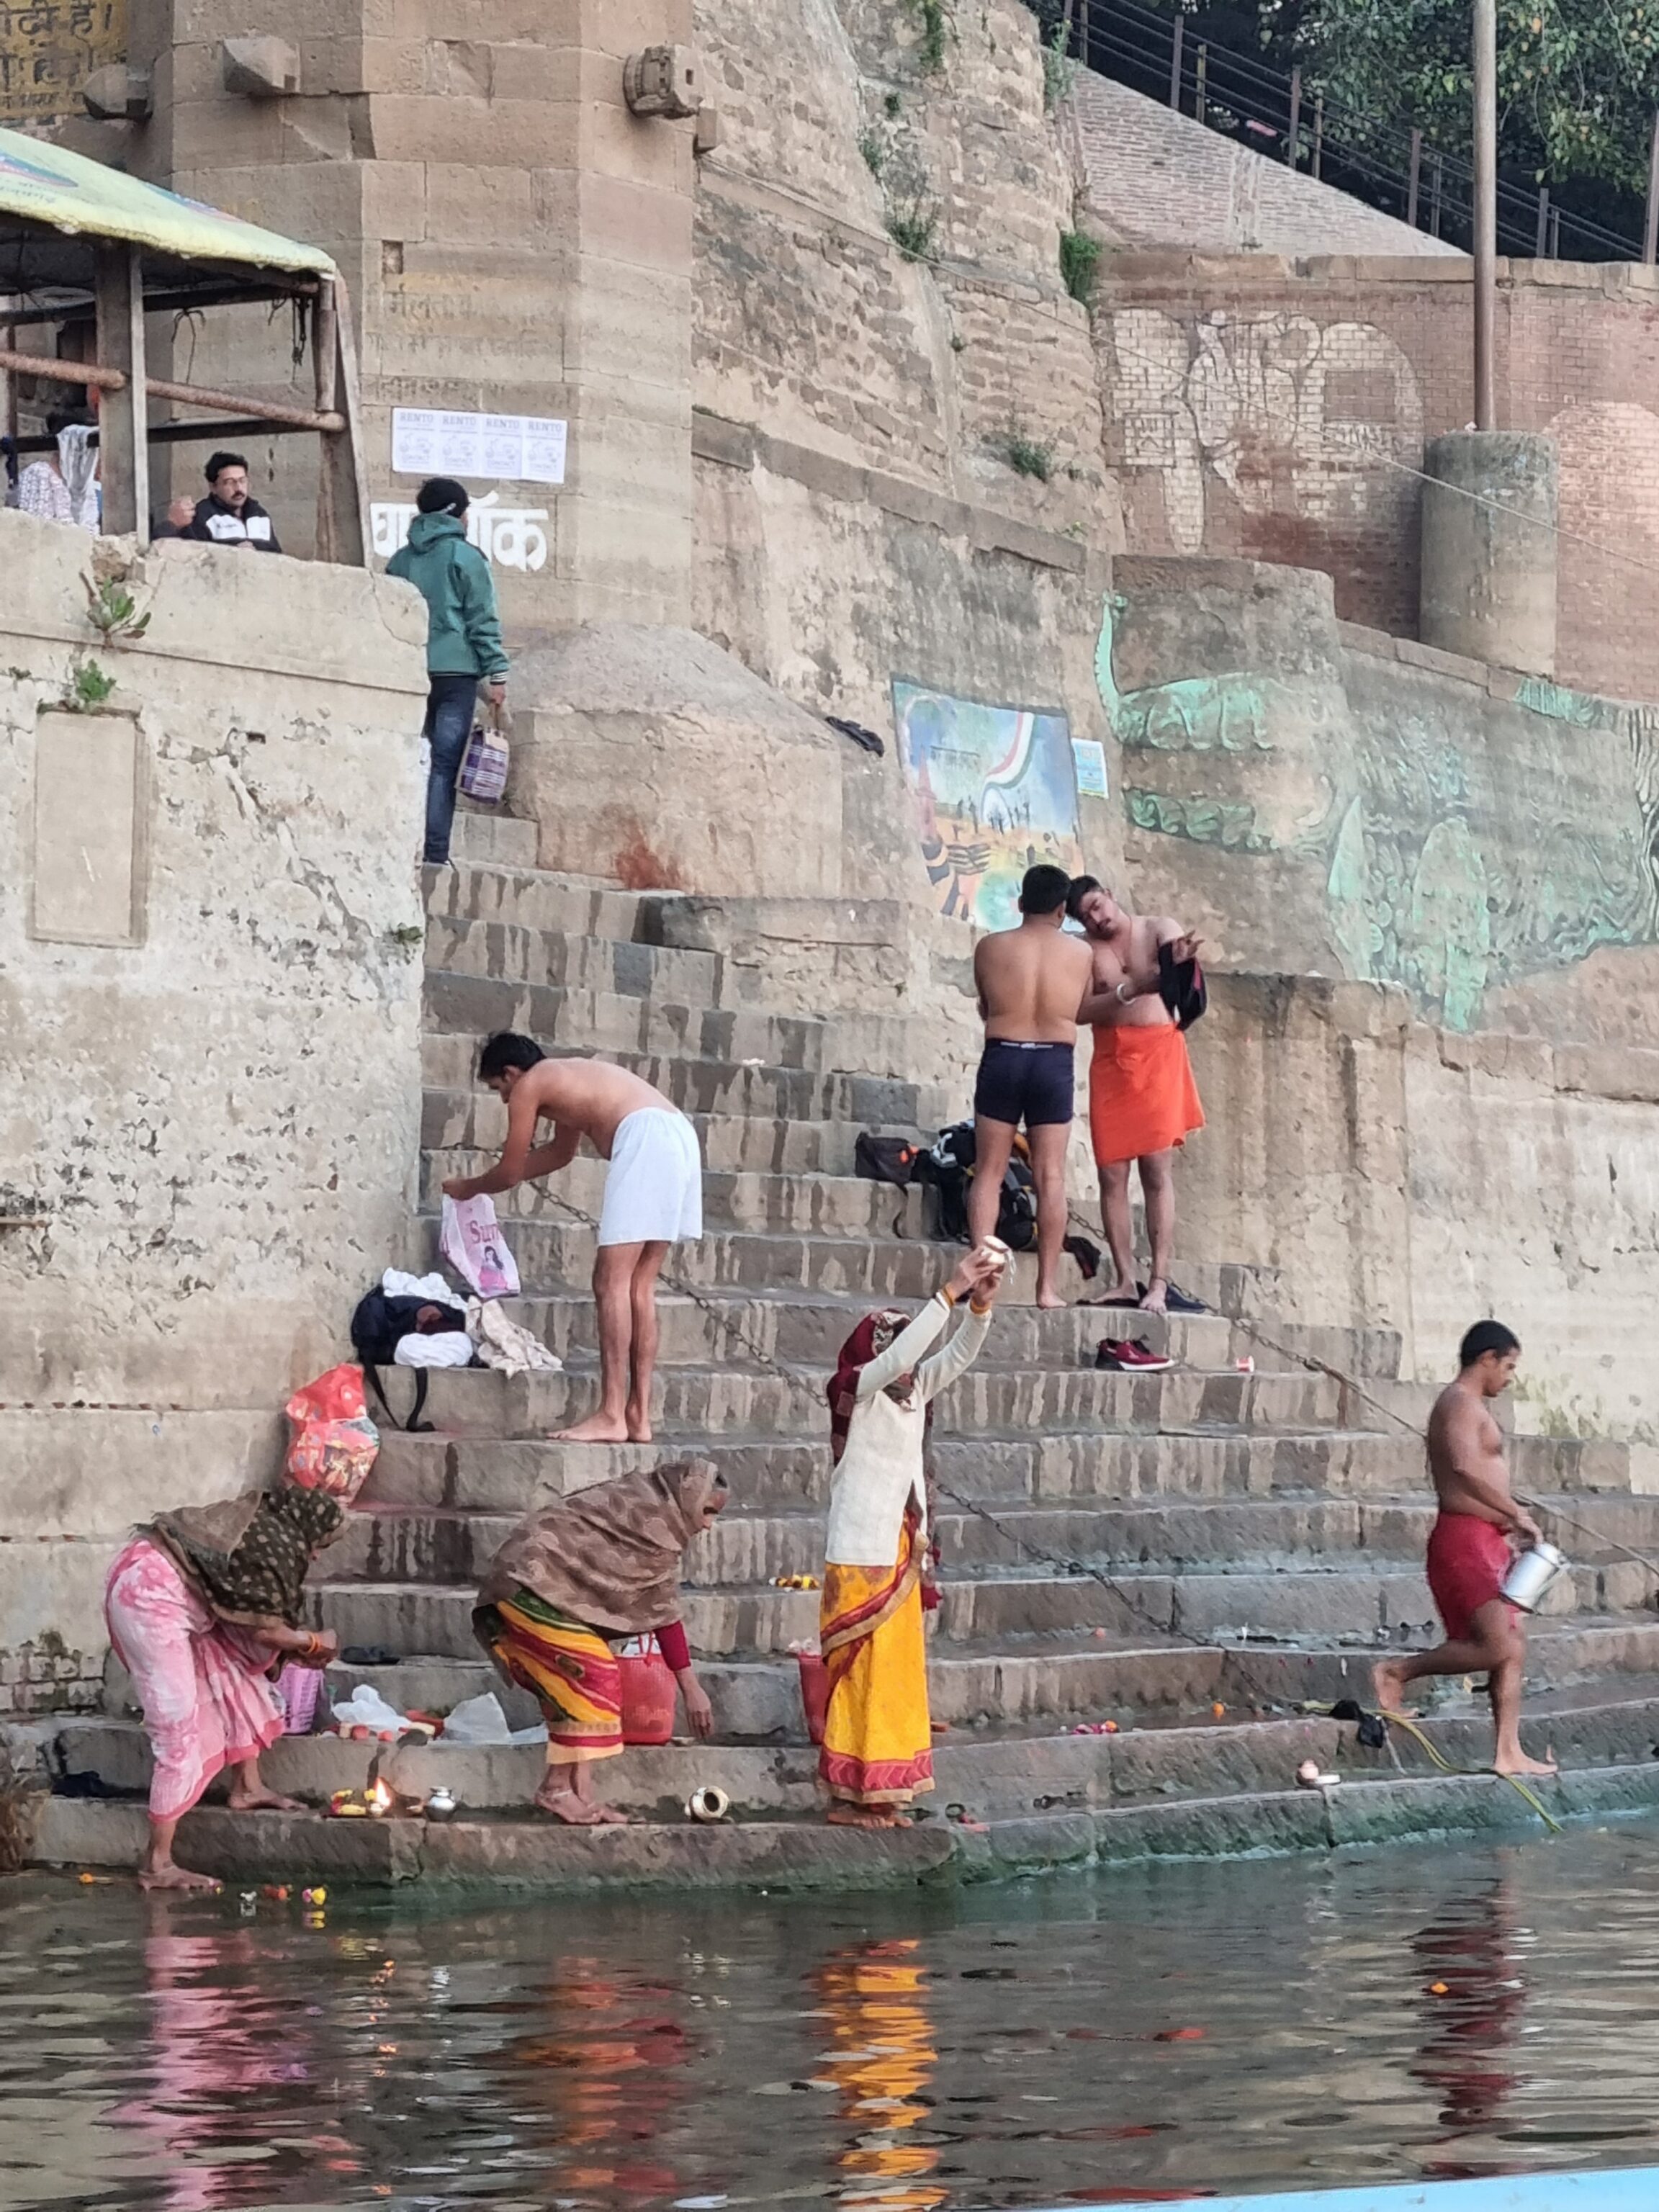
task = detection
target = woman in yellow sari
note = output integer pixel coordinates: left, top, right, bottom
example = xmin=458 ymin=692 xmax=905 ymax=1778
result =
xmin=819 ymin=1246 xmax=1004 ymax=1826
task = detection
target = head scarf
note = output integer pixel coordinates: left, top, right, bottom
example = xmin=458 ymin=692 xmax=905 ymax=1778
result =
xmin=827 ymin=1308 xmax=914 ymax=1467
xmin=149 ymin=1483 xmax=344 ymax=1627
xmin=477 ymin=1457 xmax=726 ymax=1635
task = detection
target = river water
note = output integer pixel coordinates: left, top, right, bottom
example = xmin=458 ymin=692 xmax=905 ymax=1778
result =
xmin=6 ymin=1822 xmax=1659 ymax=2212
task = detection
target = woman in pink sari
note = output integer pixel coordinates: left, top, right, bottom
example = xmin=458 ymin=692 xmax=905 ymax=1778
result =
xmin=105 ymin=1483 xmax=345 ymax=1889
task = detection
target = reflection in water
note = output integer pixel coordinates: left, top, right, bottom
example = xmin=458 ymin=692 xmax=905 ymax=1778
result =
xmin=1411 ymin=1876 xmax=1527 ymax=2177
xmin=7 ymin=1825 xmax=1659 ymax=2212
xmin=509 ymin=1954 xmax=692 ymax=2200
xmin=112 ymin=1902 xmax=343 ymax=2212
xmin=817 ymin=1938 xmax=943 ymax=2212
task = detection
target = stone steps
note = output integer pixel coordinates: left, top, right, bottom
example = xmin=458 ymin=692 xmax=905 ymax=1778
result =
xmin=418 ymin=1090 xmax=912 ymax=1175
xmin=359 ymin=1426 xmax=1632 ymax=1516
xmin=420 ymin=1150 xmax=941 ymax=1238
xmin=48 ymin=1681 xmax=1659 ymax=1829
xmin=41 ymin=830 xmax=1659 ymax=1893
xmin=417 ymin=1042 xmax=949 ymax=1134
xmin=327 ymin=1492 xmax=1659 ymax=1593
xmin=387 ymin=1361 xmax=1349 ymax=1440
xmin=311 ymin=1540 xmax=1650 ymax=1659
xmin=423 ymin=969 xmax=925 ymax=1093
xmin=297 ymin=1614 xmax=1659 ymax=1738
xmin=421 ymin=1287 xmax=1246 ymax=1370
xmin=42 ymin=1755 xmax=1659 ymax=1893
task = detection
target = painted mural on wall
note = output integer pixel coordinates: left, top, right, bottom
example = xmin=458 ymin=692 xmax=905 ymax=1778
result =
xmin=891 ymin=680 xmax=1083 ymax=930
xmin=1102 ymin=307 xmax=1423 ymax=554
xmin=0 ymin=0 xmax=125 ymax=122
xmin=1097 ymin=596 xmax=1659 ymax=1029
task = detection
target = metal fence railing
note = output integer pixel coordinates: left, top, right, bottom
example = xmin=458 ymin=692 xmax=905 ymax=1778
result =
xmin=1064 ymin=0 xmax=1645 ymax=263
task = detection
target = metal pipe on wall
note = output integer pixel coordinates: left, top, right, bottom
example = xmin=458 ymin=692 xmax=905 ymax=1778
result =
xmin=1473 ymin=0 xmax=1498 ymax=428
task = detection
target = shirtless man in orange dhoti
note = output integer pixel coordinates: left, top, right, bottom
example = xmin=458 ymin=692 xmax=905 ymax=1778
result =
xmin=1373 ymin=1321 xmax=1556 ymax=1779
xmin=1066 ymin=876 xmax=1205 ymax=1316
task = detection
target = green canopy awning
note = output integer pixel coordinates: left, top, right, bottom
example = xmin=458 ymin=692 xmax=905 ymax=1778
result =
xmin=0 ymin=126 xmax=335 ymax=276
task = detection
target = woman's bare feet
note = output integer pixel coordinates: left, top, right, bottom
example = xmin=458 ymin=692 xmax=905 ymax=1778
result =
xmin=1494 ymin=1748 xmax=1558 ymax=1779
xmin=826 ymin=1805 xmax=901 ymax=1828
xmin=139 ymin=1861 xmax=220 ymax=1892
xmin=534 ymin=1784 xmax=608 ymax=1825
xmin=1371 ymin=1658 xmax=1413 ymax=1713
xmin=1138 ymin=1277 xmax=1169 ymax=1316
xmin=551 ymin=1411 xmax=629 ymax=1444
xmin=226 ymin=1786 xmax=304 ymax=1813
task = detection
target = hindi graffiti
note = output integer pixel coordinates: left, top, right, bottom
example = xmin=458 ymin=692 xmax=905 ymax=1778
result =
xmin=0 ymin=0 xmax=125 ymax=122
xmin=371 ymin=493 xmax=549 ymax=573
xmin=891 ymin=680 xmax=1083 ymax=930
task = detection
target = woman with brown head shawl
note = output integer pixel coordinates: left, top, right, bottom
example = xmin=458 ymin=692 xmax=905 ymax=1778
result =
xmin=104 ymin=1483 xmax=351 ymax=1890
xmin=819 ymin=1245 xmax=1005 ymax=1827
xmin=475 ymin=1457 xmax=728 ymax=1825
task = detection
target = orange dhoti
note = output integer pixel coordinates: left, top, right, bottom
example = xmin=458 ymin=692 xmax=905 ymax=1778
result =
xmin=1088 ymin=1020 xmax=1205 ymax=1166
xmin=819 ymin=1518 xmax=935 ymax=1808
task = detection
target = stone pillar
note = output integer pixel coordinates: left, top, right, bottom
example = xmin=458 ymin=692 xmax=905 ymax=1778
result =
xmin=120 ymin=0 xmax=696 ymax=631
xmin=1420 ymin=431 xmax=1557 ymax=676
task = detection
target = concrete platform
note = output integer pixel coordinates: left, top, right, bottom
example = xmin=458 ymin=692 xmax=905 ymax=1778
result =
xmin=32 ymin=1756 xmax=1659 ymax=1894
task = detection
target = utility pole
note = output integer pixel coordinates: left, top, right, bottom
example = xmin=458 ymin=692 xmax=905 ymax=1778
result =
xmin=1473 ymin=0 xmax=1497 ymax=428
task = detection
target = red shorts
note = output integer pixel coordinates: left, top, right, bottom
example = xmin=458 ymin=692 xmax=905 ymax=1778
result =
xmin=1426 ymin=1513 xmax=1516 ymax=1642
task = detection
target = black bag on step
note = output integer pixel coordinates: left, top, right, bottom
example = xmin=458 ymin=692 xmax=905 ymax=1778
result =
xmin=855 ymin=1133 xmax=920 ymax=1187
xmin=349 ymin=1288 xmax=445 ymax=1432
xmin=913 ymin=1121 xmax=1038 ymax=1251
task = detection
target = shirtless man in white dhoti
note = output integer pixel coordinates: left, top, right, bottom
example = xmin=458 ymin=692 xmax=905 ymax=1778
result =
xmin=443 ymin=1034 xmax=703 ymax=1442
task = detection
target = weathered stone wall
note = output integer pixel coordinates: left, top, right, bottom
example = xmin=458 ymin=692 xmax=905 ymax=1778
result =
xmin=1095 ymin=255 xmax=1659 ymax=701
xmin=0 ymin=513 xmax=428 ymax=1707
xmin=1183 ymin=974 xmax=1659 ymax=1444
xmin=1107 ymin=555 xmax=1659 ymax=1048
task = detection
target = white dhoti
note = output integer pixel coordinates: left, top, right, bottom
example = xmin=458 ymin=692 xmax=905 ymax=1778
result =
xmin=597 ymin=1108 xmax=703 ymax=1246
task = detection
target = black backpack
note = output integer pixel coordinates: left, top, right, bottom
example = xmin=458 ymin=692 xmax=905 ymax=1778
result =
xmin=349 ymin=1288 xmax=450 ymax=1432
xmin=914 ymin=1121 xmax=1038 ymax=1251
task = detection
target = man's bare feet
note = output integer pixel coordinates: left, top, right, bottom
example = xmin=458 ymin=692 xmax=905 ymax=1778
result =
xmin=1494 ymin=1750 xmax=1558 ymax=1779
xmin=1094 ymin=1281 xmax=1141 ymax=1305
xmin=1371 ymin=1659 xmax=1413 ymax=1713
xmin=826 ymin=1804 xmax=901 ymax=1827
xmin=1138 ymin=1277 xmax=1169 ymax=1316
xmin=551 ymin=1412 xmax=630 ymax=1444
xmin=625 ymin=1409 xmax=653 ymax=1444
xmin=139 ymin=1863 xmax=220 ymax=1892
xmin=226 ymin=1786 xmax=303 ymax=1813
xmin=1035 ymin=1289 xmax=1066 ymax=1311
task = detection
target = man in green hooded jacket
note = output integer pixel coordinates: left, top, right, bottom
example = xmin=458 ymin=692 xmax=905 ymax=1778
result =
xmin=387 ymin=477 xmax=511 ymax=865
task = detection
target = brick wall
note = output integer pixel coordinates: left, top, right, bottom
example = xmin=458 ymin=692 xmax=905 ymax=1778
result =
xmin=1097 ymin=256 xmax=1659 ymax=702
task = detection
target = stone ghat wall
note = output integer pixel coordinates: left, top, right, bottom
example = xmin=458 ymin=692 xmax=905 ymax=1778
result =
xmin=1094 ymin=255 xmax=1659 ymax=701
xmin=689 ymin=0 xmax=1125 ymax=976
xmin=1106 ymin=554 xmax=1659 ymax=1052
xmin=1184 ymin=974 xmax=1659 ymax=1449
xmin=0 ymin=515 xmax=428 ymax=1705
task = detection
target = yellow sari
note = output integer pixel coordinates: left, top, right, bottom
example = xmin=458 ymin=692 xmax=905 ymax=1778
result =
xmin=818 ymin=1511 xmax=934 ymax=1807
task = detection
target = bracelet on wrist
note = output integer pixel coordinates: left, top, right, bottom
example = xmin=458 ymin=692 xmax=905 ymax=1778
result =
xmin=940 ymin=1285 xmax=957 ymax=1308
xmin=969 ymin=1297 xmax=994 ymax=1316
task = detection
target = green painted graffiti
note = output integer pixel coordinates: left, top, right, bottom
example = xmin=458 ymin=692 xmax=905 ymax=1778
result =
xmin=1097 ymin=594 xmax=1659 ymax=1029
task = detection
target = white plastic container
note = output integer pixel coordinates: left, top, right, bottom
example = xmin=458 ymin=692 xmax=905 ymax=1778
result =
xmin=1500 ymin=1539 xmax=1568 ymax=1613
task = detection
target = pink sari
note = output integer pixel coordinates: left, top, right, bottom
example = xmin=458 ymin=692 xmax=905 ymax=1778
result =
xmin=104 ymin=1537 xmax=284 ymax=1820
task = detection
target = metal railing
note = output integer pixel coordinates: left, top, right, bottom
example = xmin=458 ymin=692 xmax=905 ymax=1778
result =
xmin=1065 ymin=0 xmax=1645 ymax=263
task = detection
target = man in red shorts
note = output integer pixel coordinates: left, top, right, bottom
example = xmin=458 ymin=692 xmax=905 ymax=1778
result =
xmin=1373 ymin=1321 xmax=1556 ymax=1778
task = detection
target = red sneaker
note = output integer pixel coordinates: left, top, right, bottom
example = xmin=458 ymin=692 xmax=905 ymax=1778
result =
xmin=1094 ymin=1337 xmax=1173 ymax=1372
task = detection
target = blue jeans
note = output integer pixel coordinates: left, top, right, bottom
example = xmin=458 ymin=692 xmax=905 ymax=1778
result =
xmin=423 ymin=673 xmax=480 ymax=863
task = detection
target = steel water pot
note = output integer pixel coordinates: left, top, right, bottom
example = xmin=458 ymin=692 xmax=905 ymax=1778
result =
xmin=1500 ymin=1540 xmax=1568 ymax=1612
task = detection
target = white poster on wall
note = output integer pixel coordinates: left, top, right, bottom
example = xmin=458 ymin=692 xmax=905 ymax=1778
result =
xmin=391 ymin=407 xmax=567 ymax=486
